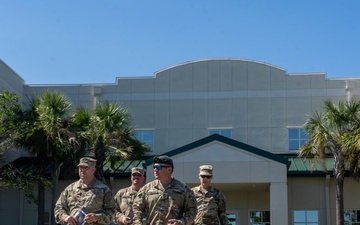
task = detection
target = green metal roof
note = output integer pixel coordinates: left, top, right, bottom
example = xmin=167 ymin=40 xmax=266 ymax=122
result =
xmin=103 ymin=158 xmax=149 ymax=177
xmin=286 ymin=156 xmax=334 ymax=176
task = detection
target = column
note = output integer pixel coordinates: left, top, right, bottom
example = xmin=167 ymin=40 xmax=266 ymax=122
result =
xmin=270 ymin=182 xmax=288 ymax=225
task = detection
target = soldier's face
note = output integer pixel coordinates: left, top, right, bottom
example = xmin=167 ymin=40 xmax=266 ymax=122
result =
xmin=78 ymin=165 xmax=96 ymax=180
xmin=199 ymin=174 xmax=212 ymax=187
xmin=131 ymin=173 xmax=144 ymax=185
xmin=153 ymin=163 xmax=171 ymax=179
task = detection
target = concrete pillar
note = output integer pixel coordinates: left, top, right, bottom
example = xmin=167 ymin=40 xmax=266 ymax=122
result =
xmin=270 ymin=182 xmax=288 ymax=225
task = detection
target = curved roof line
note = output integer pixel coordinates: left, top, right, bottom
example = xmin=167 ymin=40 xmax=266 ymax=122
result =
xmin=154 ymin=58 xmax=287 ymax=76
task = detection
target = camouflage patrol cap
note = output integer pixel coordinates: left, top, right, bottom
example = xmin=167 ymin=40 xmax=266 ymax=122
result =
xmin=131 ymin=167 xmax=145 ymax=176
xmin=78 ymin=157 xmax=97 ymax=167
xmin=153 ymin=155 xmax=173 ymax=167
xmin=199 ymin=165 xmax=213 ymax=176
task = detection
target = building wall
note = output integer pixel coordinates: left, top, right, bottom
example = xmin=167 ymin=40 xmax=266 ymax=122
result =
xmin=287 ymin=176 xmax=360 ymax=225
xmin=224 ymin=189 xmax=270 ymax=225
xmin=0 ymin=60 xmax=28 ymax=163
xmin=22 ymin=59 xmax=349 ymax=155
xmin=0 ymin=59 xmax=24 ymax=95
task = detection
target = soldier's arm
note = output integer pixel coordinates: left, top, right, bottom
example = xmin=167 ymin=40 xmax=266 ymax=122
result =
xmin=218 ymin=191 xmax=228 ymax=225
xmin=132 ymin=188 xmax=146 ymax=225
xmin=114 ymin=191 xmax=127 ymax=223
xmin=95 ymin=188 xmax=116 ymax=224
xmin=54 ymin=188 xmax=70 ymax=224
xmin=180 ymin=187 xmax=198 ymax=225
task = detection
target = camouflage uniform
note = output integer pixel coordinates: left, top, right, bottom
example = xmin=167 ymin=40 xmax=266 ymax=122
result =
xmin=132 ymin=178 xmax=197 ymax=225
xmin=191 ymin=186 xmax=228 ymax=225
xmin=54 ymin=178 xmax=115 ymax=225
xmin=114 ymin=186 xmax=138 ymax=224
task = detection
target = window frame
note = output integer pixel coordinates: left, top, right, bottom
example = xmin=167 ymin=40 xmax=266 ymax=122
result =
xmin=288 ymin=127 xmax=309 ymax=152
xmin=208 ymin=128 xmax=232 ymax=138
xmin=293 ymin=210 xmax=319 ymax=225
xmin=344 ymin=209 xmax=360 ymax=225
xmin=134 ymin=129 xmax=154 ymax=151
xmin=249 ymin=209 xmax=270 ymax=225
xmin=226 ymin=209 xmax=239 ymax=225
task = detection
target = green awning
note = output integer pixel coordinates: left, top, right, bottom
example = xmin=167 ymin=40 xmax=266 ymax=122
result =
xmin=286 ymin=156 xmax=334 ymax=176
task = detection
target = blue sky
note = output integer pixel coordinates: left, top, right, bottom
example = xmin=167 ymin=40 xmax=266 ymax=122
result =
xmin=1 ymin=0 xmax=360 ymax=84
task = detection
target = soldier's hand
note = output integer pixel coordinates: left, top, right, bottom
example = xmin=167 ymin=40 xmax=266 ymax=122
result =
xmin=84 ymin=213 xmax=98 ymax=223
xmin=122 ymin=216 xmax=132 ymax=224
xmin=64 ymin=215 xmax=77 ymax=225
xmin=167 ymin=219 xmax=179 ymax=225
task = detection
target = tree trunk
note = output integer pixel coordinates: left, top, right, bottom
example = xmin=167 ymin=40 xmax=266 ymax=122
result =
xmin=37 ymin=179 xmax=45 ymax=225
xmin=50 ymin=159 xmax=61 ymax=225
xmin=94 ymin=142 xmax=106 ymax=183
xmin=334 ymin=152 xmax=345 ymax=225
xmin=34 ymin=155 xmax=46 ymax=225
xmin=335 ymin=178 xmax=344 ymax=225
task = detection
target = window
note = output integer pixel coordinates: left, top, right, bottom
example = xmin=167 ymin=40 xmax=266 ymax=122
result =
xmin=294 ymin=210 xmax=319 ymax=225
xmin=208 ymin=129 xmax=232 ymax=138
xmin=134 ymin=130 xmax=154 ymax=151
xmin=345 ymin=210 xmax=360 ymax=225
xmin=227 ymin=213 xmax=237 ymax=225
xmin=250 ymin=210 xmax=270 ymax=225
xmin=288 ymin=128 xmax=309 ymax=151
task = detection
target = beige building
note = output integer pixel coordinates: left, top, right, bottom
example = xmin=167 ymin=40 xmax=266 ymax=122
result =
xmin=1 ymin=58 xmax=360 ymax=225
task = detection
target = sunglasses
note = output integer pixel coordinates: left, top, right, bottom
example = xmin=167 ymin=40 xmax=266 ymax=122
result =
xmin=200 ymin=175 xmax=212 ymax=179
xmin=153 ymin=165 xmax=171 ymax=170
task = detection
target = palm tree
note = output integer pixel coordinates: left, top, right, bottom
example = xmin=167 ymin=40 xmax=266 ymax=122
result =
xmin=1 ymin=91 xmax=48 ymax=225
xmin=36 ymin=91 xmax=80 ymax=225
xmin=299 ymin=98 xmax=360 ymax=225
xmin=0 ymin=90 xmax=24 ymax=163
xmin=0 ymin=90 xmax=48 ymax=207
xmin=22 ymin=96 xmax=50 ymax=225
xmin=1 ymin=90 xmax=81 ymax=225
xmin=72 ymin=100 xmax=150 ymax=182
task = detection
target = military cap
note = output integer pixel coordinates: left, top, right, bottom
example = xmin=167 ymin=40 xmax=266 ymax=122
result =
xmin=153 ymin=155 xmax=173 ymax=167
xmin=131 ymin=167 xmax=145 ymax=176
xmin=78 ymin=157 xmax=97 ymax=167
xmin=199 ymin=165 xmax=213 ymax=176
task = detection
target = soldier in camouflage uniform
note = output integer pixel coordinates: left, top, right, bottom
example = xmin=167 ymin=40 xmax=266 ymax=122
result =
xmin=54 ymin=157 xmax=115 ymax=225
xmin=132 ymin=156 xmax=197 ymax=225
xmin=114 ymin=167 xmax=146 ymax=224
xmin=191 ymin=165 xmax=228 ymax=225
